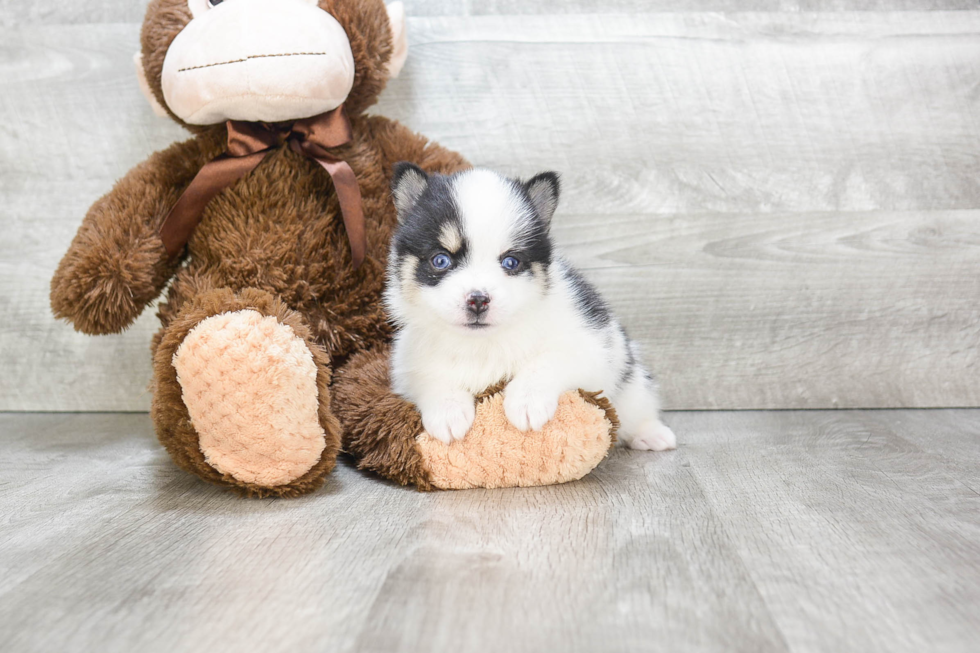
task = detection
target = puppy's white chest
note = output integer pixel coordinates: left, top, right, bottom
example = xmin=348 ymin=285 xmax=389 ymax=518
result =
xmin=476 ymin=353 xmax=525 ymax=392
xmin=440 ymin=337 xmax=535 ymax=393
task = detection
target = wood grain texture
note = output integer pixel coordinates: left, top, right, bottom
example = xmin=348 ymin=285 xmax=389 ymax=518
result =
xmin=1 ymin=410 xmax=978 ymax=652
xmin=668 ymin=409 xmax=980 ymax=653
xmin=0 ymin=24 xmax=192 ymax=412
xmin=3 ymin=1 xmax=975 ymax=26
xmin=556 ymin=210 xmax=980 ymax=409
xmin=3 ymin=11 xmax=980 ymax=410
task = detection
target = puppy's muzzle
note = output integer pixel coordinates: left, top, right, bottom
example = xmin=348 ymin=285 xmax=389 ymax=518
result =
xmin=466 ymin=291 xmax=491 ymax=317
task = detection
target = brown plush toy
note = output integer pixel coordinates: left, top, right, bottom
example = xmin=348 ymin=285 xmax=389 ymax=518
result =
xmin=51 ymin=0 xmax=615 ymax=497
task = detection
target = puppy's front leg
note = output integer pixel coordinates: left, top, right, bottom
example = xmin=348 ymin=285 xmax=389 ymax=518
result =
xmin=504 ymin=367 xmax=565 ymax=432
xmin=417 ymin=387 xmax=477 ymax=444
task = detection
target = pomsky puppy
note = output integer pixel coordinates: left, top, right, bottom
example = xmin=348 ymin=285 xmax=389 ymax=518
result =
xmin=384 ymin=164 xmax=676 ymax=451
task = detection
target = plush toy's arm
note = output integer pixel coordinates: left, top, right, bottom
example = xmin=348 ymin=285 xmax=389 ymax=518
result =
xmin=361 ymin=115 xmax=470 ymax=177
xmin=50 ymin=130 xmax=225 ymax=335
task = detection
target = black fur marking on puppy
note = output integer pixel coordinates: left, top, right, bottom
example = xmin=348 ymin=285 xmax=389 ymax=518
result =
xmin=618 ymin=326 xmax=637 ymax=387
xmin=392 ymin=172 xmax=469 ymax=287
xmin=563 ymin=265 xmax=611 ymax=329
xmin=502 ymin=222 xmax=553 ymax=277
xmin=494 ymin=178 xmax=554 ymax=278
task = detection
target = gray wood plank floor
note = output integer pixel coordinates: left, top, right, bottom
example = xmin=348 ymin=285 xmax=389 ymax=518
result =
xmin=1 ymin=410 xmax=977 ymax=653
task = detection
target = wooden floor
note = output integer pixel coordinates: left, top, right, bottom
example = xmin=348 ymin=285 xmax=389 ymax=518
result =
xmin=1 ymin=411 xmax=977 ymax=653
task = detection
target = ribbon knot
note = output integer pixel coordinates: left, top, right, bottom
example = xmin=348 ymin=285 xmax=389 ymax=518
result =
xmin=158 ymin=104 xmax=367 ymax=268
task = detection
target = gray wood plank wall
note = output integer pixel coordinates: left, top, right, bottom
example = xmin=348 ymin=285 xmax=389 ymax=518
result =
xmin=2 ymin=2 xmax=979 ymax=411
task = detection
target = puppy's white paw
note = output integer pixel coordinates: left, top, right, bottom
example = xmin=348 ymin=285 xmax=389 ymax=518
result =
xmin=421 ymin=393 xmax=476 ymax=444
xmin=626 ymin=420 xmax=677 ymax=451
xmin=504 ymin=382 xmax=560 ymax=432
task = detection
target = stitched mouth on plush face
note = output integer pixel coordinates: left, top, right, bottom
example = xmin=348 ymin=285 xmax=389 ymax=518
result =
xmin=160 ymin=0 xmax=355 ymax=125
xmin=177 ymin=51 xmax=328 ymax=73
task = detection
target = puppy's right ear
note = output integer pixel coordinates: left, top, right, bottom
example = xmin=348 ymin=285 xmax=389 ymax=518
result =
xmin=391 ymin=162 xmax=429 ymax=219
xmin=523 ymin=172 xmax=560 ymax=228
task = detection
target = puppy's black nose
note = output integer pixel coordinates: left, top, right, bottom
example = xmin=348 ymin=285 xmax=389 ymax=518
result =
xmin=466 ymin=291 xmax=491 ymax=315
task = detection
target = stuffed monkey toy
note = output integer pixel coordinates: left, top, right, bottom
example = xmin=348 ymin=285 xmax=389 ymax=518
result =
xmin=51 ymin=0 xmax=615 ymax=496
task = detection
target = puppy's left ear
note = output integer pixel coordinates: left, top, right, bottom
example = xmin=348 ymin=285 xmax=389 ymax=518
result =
xmin=391 ymin=162 xmax=429 ymax=219
xmin=524 ymin=172 xmax=561 ymax=227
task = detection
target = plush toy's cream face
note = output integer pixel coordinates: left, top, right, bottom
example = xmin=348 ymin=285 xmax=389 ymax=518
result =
xmin=161 ymin=0 xmax=353 ymax=124
xmin=135 ymin=0 xmax=408 ymax=125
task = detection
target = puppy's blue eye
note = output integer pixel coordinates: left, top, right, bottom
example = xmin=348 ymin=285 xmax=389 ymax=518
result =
xmin=431 ymin=253 xmax=452 ymax=270
xmin=501 ymin=256 xmax=520 ymax=271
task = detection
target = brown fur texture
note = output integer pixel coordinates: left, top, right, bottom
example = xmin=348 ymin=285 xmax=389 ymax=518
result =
xmin=50 ymin=131 xmax=222 ymax=334
xmin=333 ymin=347 xmax=618 ymax=490
xmin=51 ymin=0 xmax=469 ymax=496
xmin=332 ymin=347 xmax=434 ymax=489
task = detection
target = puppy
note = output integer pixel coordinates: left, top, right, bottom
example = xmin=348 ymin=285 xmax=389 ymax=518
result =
xmin=384 ymin=164 xmax=676 ymax=451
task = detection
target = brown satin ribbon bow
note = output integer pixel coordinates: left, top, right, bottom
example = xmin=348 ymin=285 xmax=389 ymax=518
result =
xmin=158 ymin=104 xmax=367 ymax=268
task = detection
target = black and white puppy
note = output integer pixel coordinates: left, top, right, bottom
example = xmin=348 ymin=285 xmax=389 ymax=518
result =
xmin=385 ymin=164 xmax=676 ymax=451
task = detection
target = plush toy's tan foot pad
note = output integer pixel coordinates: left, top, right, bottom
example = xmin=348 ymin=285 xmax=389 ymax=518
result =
xmin=173 ymin=309 xmax=326 ymax=487
xmin=417 ymin=390 xmax=615 ymax=490
xmin=333 ymin=348 xmax=617 ymax=491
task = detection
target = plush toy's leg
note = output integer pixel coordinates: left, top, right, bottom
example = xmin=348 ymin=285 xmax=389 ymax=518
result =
xmin=151 ymin=288 xmax=341 ymax=497
xmin=332 ymin=348 xmax=435 ymax=489
xmin=332 ymin=348 xmax=619 ymax=490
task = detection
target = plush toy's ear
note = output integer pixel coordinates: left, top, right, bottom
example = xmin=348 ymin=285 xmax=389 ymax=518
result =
xmin=391 ymin=162 xmax=429 ymax=218
xmin=524 ymin=172 xmax=561 ymax=227
xmin=385 ymin=2 xmax=408 ymax=78
xmin=133 ymin=52 xmax=169 ymax=118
